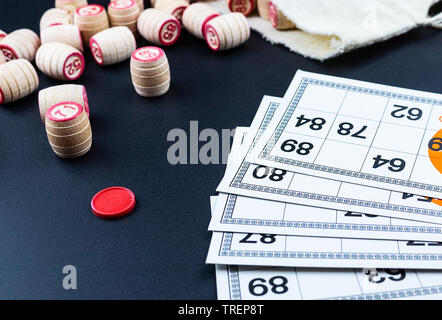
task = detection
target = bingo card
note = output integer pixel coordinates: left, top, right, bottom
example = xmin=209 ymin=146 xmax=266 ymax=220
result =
xmin=247 ymin=71 xmax=442 ymax=198
xmin=216 ymin=265 xmax=442 ymax=300
xmin=217 ymin=96 xmax=442 ymax=225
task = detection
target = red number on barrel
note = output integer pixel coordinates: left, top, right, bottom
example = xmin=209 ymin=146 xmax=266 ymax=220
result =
xmin=66 ymin=58 xmax=81 ymax=76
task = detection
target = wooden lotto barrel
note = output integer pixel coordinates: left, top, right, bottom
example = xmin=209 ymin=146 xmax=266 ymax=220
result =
xmin=204 ymin=13 xmax=250 ymax=51
xmin=269 ymin=2 xmax=296 ymax=30
xmin=136 ymin=0 xmax=144 ymax=11
xmin=226 ymin=0 xmax=256 ymax=16
xmin=41 ymin=24 xmax=84 ymax=52
xmin=155 ymin=0 xmax=189 ymax=23
xmin=112 ymin=0 xmax=144 ymax=11
xmin=0 ymin=51 xmax=5 ymax=65
xmin=108 ymin=0 xmax=141 ymax=36
xmin=130 ymin=46 xmax=170 ymax=97
xmin=0 ymin=59 xmax=39 ymax=104
xmin=90 ymin=26 xmax=136 ymax=66
xmin=38 ymin=84 xmax=89 ymax=122
xmin=138 ymin=8 xmax=181 ymax=46
xmin=257 ymin=0 xmax=270 ymax=20
xmin=151 ymin=0 xmax=189 ymax=8
xmin=45 ymin=101 xmax=92 ymax=158
xmin=40 ymin=8 xmax=72 ymax=31
xmin=55 ymin=0 xmax=89 ymax=15
xmin=0 ymin=29 xmax=40 ymax=62
xmin=74 ymin=4 xmax=109 ymax=46
xmin=182 ymin=2 xmax=220 ymax=39
xmin=36 ymin=42 xmax=85 ymax=81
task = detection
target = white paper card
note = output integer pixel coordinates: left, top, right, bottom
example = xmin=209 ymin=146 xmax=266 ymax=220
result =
xmin=217 ymin=95 xmax=442 ymax=225
xmin=207 ymin=229 xmax=442 ymax=269
xmin=216 ymin=265 xmax=442 ymax=300
xmin=209 ymin=193 xmax=442 ymax=242
xmin=246 ymin=71 xmax=442 ymax=198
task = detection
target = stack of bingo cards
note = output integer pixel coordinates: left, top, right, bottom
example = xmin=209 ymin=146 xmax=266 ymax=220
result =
xmin=206 ymin=70 xmax=442 ymax=300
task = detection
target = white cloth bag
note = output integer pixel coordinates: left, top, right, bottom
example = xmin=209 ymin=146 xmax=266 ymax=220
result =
xmin=208 ymin=0 xmax=442 ymax=60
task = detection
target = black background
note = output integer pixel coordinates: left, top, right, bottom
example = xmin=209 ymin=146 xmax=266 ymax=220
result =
xmin=0 ymin=0 xmax=440 ymax=299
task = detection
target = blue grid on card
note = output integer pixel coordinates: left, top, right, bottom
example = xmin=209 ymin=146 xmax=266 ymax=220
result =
xmin=249 ymin=102 xmax=280 ymax=150
xmin=219 ymin=232 xmax=442 ymax=261
xmin=230 ymin=162 xmax=442 ymax=218
xmin=225 ymin=266 xmax=442 ymax=300
xmin=331 ymin=285 xmax=442 ymax=300
xmin=259 ymin=78 xmax=442 ymax=193
xmin=227 ymin=266 xmax=242 ymax=300
xmin=228 ymin=100 xmax=442 ymax=220
xmin=221 ymin=194 xmax=442 ymax=235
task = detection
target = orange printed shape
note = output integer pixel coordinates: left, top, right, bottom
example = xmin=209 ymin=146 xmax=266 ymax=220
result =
xmin=428 ymin=129 xmax=442 ymax=174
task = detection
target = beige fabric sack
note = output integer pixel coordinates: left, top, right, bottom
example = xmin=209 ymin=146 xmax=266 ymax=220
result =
xmin=207 ymin=0 xmax=442 ymax=60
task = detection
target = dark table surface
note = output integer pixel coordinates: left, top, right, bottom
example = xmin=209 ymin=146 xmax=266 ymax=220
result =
xmin=0 ymin=0 xmax=441 ymax=299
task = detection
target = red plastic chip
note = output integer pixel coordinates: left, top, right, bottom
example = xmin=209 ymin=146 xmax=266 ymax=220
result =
xmin=91 ymin=187 xmax=136 ymax=219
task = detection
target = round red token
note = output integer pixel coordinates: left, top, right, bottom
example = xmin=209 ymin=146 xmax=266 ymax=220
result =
xmin=91 ymin=187 xmax=136 ymax=219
